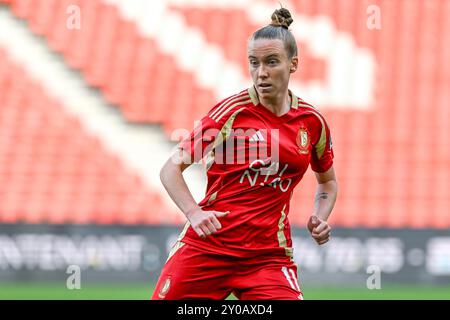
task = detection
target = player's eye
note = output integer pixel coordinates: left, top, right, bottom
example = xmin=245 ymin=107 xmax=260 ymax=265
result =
xmin=249 ymin=60 xmax=259 ymax=67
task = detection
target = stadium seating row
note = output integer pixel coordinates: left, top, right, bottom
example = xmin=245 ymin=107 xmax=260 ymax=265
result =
xmin=0 ymin=48 xmax=183 ymax=224
xmin=0 ymin=0 xmax=449 ymax=227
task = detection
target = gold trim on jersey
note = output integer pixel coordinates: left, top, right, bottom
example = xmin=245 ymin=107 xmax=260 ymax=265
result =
xmin=210 ymin=94 xmax=249 ymax=121
xmin=298 ymin=102 xmax=327 ymax=159
xmin=205 ymin=150 xmax=216 ymax=171
xmin=206 ymin=191 xmax=218 ymax=205
xmin=166 ymin=241 xmax=185 ymax=262
xmin=205 ymin=107 xmax=246 ymax=171
xmin=210 ymin=93 xmax=246 ymax=119
xmin=291 ymin=92 xmax=298 ymax=109
xmin=277 ymin=205 xmax=293 ymax=257
xmin=248 ymin=86 xmax=298 ymax=108
xmin=277 ymin=205 xmax=287 ymax=248
xmin=248 ymin=86 xmax=259 ymax=105
xmin=214 ymin=99 xmax=251 ymax=122
xmin=177 ymin=221 xmax=191 ymax=242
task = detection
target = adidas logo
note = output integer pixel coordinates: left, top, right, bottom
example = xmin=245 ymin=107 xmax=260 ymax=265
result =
xmin=249 ymin=130 xmax=265 ymax=142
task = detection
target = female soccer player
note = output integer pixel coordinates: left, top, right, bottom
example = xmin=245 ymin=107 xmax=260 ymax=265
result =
xmin=152 ymin=7 xmax=338 ymax=300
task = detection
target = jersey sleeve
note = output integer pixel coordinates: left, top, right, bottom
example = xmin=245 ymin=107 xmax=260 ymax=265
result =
xmin=310 ymin=113 xmax=334 ymax=173
xmin=178 ymin=105 xmax=224 ymax=163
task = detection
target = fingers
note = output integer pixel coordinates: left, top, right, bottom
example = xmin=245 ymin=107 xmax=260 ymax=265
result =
xmin=191 ymin=210 xmax=229 ymax=239
xmin=206 ymin=211 xmax=229 ymax=232
xmin=310 ymin=220 xmax=331 ymax=245
xmin=312 ymin=233 xmax=330 ymax=243
xmin=192 ymin=218 xmax=213 ymax=239
xmin=307 ymin=215 xmax=320 ymax=233
xmin=312 ymin=221 xmax=329 ymax=234
xmin=204 ymin=220 xmax=218 ymax=234
xmin=310 ymin=215 xmax=319 ymax=227
xmin=312 ymin=223 xmax=331 ymax=238
xmin=193 ymin=226 xmax=206 ymax=239
xmin=316 ymin=238 xmax=330 ymax=245
xmin=214 ymin=211 xmax=230 ymax=218
xmin=200 ymin=224 xmax=212 ymax=237
xmin=312 ymin=234 xmax=330 ymax=245
xmin=210 ymin=216 xmax=222 ymax=230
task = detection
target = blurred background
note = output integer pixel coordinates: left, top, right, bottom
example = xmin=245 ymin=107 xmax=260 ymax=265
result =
xmin=0 ymin=0 xmax=449 ymax=299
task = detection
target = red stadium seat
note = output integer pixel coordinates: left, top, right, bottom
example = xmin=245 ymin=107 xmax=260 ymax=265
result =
xmin=10 ymin=0 xmax=34 ymax=19
xmin=102 ymin=20 xmax=139 ymax=107
xmin=27 ymin=0 xmax=57 ymax=36
xmin=65 ymin=0 xmax=99 ymax=70
xmin=84 ymin=3 xmax=120 ymax=88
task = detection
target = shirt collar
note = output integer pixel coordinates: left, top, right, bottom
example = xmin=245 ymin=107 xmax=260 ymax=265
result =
xmin=248 ymin=86 xmax=298 ymax=109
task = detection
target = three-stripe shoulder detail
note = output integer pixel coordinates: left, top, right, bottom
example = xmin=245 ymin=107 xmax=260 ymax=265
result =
xmin=210 ymin=92 xmax=251 ymax=122
xmin=298 ymin=101 xmax=325 ymax=122
xmin=298 ymin=100 xmax=319 ymax=111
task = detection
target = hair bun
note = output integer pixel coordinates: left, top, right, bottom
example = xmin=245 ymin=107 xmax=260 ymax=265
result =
xmin=270 ymin=8 xmax=293 ymax=29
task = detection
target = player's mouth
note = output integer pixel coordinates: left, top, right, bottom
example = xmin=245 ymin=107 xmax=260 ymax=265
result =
xmin=258 ymin=83 xmax=272 ymax=92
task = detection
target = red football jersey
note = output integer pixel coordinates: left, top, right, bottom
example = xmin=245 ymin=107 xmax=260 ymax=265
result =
xmin=177 ymin=86 xmax=334 ymax=259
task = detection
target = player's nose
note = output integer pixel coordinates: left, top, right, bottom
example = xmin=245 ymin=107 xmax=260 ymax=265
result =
xmin=257 ymin=65 xmax=269 ymax=79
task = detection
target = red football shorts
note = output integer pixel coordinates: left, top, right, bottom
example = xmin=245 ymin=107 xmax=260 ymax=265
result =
xmin=151 ymin=242 xmax=303 ymax=300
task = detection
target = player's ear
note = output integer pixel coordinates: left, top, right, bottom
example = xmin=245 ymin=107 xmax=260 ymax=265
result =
xmin=290 ymin=56 xmax=298 ymax=73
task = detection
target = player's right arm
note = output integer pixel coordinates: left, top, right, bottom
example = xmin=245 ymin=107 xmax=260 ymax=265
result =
xmin=159 ymin=120 xmax=228 ymax=239
xmin=160 ymin=92 xmax=249 ymax=238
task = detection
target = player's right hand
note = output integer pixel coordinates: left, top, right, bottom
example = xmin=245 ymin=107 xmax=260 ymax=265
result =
xmin=187 ymin=208 xmax=230 ymax=239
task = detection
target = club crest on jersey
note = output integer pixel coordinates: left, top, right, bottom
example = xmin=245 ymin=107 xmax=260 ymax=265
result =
xmin=296 ymin=128 xmax=310 ymax=155
xmin=158 ymin=277 xmax=171 ymax=299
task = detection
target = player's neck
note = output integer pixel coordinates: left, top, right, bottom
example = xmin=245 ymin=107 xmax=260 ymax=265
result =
xmin=259 ymin=90 xmax=291 ymax=117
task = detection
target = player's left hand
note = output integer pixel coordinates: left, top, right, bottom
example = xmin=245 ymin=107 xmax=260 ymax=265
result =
xmin=307 ymin=215 xmax=331 ymax=245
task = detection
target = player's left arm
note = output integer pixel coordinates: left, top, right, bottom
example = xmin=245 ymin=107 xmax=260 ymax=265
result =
xmin=306 ymin=108 xmax=337 ymax=245
xmin=308 ymin=166 xmax=338 ymax=245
